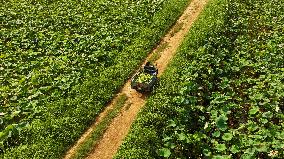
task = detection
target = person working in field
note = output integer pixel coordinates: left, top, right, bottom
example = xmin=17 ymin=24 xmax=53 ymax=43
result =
xmin=144 ymin=62 xmax=157 ymax=74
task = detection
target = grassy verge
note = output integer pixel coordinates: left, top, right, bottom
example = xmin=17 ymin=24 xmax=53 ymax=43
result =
xmin=170 ymin=22 xmax=184 ymax=37
xmin=149 ymin=42 xmax=169 ymax=63
xmin=72 ymin=94 xmax=128 ymax=159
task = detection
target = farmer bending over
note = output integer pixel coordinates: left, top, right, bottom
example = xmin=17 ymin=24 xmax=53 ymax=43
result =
xmin=144 ymin=62 xmax=156 ymax=74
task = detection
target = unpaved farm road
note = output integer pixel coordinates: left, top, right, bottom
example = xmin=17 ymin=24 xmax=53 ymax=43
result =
xmin=64 ymin=0 xmax=209 ymax=158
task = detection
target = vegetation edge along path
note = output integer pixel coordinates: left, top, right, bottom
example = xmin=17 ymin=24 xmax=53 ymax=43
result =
xmin=64 ymin=0 xmax=208 ymax=158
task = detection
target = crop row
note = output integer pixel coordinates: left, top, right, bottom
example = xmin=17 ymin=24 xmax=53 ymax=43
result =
xmin=0 ymin=0 xmax=189 ymax=158
xmin=115 ymin=0 xmax=284 ymax=158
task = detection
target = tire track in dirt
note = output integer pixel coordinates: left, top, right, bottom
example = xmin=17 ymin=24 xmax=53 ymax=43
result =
xmin=64 ymin=0 xmax=208 ymax=158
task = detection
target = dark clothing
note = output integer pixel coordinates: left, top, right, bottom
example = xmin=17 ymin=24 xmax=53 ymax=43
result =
xmin=144 ymin=65 xmax=156 ymax=74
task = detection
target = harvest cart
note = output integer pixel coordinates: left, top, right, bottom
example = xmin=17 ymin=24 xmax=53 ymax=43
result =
xmin=131 ymin=62 xmax=158 ymax=93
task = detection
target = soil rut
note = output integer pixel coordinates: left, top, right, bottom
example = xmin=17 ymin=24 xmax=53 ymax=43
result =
xmin=64 ymin=0 xmax=208 ymax=158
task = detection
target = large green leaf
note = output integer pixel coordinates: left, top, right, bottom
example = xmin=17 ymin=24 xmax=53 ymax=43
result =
xmin=216 ymin=115 xmax=228 ymax=131
xmin=158 ymin=148 xmax=171 ymax=158
xmin=222 ymin=133 xmax=233 ymax=141
xmin=249 ymin=106 xmax=259 ymax=115
xmin=216 ymin=144 xmax=227 ymax=152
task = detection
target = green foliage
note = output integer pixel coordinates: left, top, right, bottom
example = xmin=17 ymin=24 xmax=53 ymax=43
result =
xmin=222 ymin=133 xmax=232 ymax=141
xmin=158 ymin=148 xmax=171 ymax=158
xmin=0 ymin=0 xmax=189 ymax=158
xmin=137 ymin=73 xmax=152 ymax=84
xmin=115 ymin=0 xmax=284 ymax=158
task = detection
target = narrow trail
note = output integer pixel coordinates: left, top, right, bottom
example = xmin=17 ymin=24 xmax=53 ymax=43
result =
xmin=64 ymin=0 xmax=208 ymax=158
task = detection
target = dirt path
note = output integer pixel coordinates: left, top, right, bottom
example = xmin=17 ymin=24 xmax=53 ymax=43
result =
xmin=64 ymin=0 xmax=208 ymax=158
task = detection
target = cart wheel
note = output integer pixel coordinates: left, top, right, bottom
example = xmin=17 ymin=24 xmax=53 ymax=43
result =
xmin=149 ymin=86 xmax=153 ymax=92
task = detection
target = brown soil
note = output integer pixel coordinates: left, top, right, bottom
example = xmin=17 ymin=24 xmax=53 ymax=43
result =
xmin=64 ymin=0 xmax=208 ymax=158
